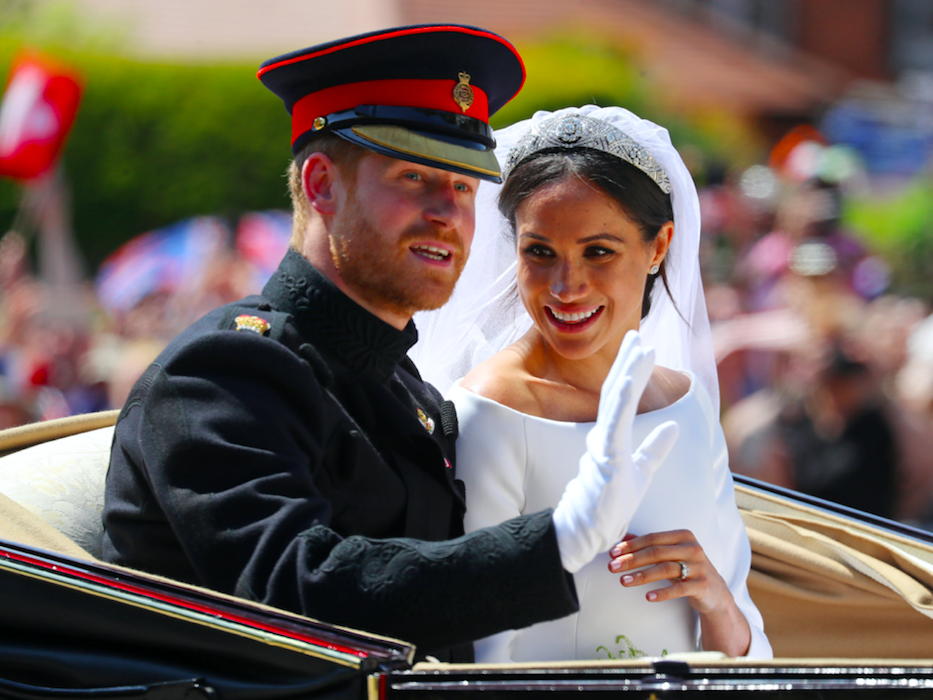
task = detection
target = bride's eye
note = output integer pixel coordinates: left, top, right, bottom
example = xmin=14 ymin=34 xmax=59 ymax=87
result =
xmin=521 ymin=244 xmax=554 ymax=259
xmin=585 ymin=246 xmax=615 ymax=259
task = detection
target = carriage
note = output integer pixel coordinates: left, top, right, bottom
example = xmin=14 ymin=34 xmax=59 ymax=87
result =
xmin=2 ymin=411 xmax=933 ymax=698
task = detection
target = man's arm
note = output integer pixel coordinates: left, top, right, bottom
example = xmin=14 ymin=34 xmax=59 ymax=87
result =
xmin=104 ymin=329 xmax=577 ymax=653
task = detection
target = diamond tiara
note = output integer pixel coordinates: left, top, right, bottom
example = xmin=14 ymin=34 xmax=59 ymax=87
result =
xmin=504 ymin=114 xmax=672 ymax=194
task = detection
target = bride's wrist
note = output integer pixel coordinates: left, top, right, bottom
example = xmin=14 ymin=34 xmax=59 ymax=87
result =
xmin=698 ymin=597 xmax=751 ymax=657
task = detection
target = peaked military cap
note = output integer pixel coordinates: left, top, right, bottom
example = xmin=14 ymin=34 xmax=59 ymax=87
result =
xmin=258 ymin=24 xmax=525 ymax=183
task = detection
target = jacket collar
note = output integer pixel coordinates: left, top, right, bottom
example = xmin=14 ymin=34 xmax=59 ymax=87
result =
xmin=263 ymin=248 xmax=418 ymax=382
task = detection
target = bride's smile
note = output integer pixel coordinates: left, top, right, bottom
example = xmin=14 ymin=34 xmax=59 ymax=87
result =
xmin=545 ymin=304 xmax=604 ymax=331
xmin=515 ymin=175 xmax=669 ymax=363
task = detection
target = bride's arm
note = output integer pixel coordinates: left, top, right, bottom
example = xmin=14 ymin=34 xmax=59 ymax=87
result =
xmin=449 ymin=384 xmax=529 ymax=662
xmin=610 ymin=527 xmax=753 ymax=657
xmin=450 ymin=384 xmax=529 ymax=534
xmin=707 ymin=419 xmax=772 ymax=658
xmin=608 ymin=404 xmax=771 ymax=658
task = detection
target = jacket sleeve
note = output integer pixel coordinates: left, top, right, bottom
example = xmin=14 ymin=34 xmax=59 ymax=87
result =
xmin=106 ymin=330 xmax=577 ymax=652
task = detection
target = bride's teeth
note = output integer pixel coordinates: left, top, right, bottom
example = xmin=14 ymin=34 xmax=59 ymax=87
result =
xmin=551 ymin=307 xmax=598 ymax=323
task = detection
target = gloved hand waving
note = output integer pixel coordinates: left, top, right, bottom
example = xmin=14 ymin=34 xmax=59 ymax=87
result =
xmin=552 ymin=331 xmax=679 ymax=573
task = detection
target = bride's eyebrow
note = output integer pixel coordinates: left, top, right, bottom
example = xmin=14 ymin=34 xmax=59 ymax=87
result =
xmin=578 ymin=234 xmax=624 ymax=244
xmin=519 ymin=233 xmax=624 ymax=244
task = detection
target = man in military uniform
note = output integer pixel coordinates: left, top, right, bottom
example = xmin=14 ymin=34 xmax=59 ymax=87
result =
xmin=102 ymin=25 xmax=657 ymax=662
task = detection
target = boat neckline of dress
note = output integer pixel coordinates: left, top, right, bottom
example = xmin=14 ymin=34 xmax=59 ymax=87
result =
xmin=451 ymin=370 xmax=696 ymax=426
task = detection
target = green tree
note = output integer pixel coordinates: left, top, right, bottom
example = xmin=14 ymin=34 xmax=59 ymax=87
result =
xmin=845 ymin=177 xmax=933 ymax=303
xmin=0 ymin=28 xmax=761 ymax=275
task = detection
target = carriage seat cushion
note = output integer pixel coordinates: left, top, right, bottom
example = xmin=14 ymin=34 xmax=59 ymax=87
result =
xmin=0 ymin=425 xmax=114 ymax=559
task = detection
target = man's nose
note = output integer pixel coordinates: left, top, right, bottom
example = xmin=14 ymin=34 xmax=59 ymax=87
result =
xmin=424 ymin=184 xmax=464 ymax=230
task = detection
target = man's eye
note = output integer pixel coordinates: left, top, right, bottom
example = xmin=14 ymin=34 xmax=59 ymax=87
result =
xmin=454 ymin=182 xmax=471 ymax=192
xmin=405 ymin=172 xmax=423 ymax=182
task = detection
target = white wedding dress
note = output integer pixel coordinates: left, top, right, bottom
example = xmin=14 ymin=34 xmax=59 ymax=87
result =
xmin=450 ymin=373 xmax=771 ymax=662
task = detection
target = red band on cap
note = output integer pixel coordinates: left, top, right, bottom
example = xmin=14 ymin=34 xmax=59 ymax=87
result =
xmin=291 ymin=78 xmax=489 ymax=145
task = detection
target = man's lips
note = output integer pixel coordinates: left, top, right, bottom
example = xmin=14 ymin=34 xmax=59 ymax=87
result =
xmin=409 ymin=242 xmax=460 ymax=267
xmin=410 ymin=244 xmax=452 ymax=262
xmin=545 ymin=305 xmax=604 ymax=332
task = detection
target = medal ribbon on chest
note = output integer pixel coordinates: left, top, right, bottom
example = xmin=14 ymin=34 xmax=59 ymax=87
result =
xmin=416 ymin=407 xmax=435 ymax=434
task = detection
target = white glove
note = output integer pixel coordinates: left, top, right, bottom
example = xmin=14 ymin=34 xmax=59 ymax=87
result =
xmin=552 ymin=331 xmax=680 ymax=573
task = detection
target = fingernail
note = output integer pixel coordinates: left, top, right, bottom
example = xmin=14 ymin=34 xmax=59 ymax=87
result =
xmin=611 ymin=546 xmax=621 ymax=557
xmin=647 ymin=592 xmax=657 ymax=602
xmin=622 ymin=575 xmax=634 ymax=585
xmin=609 ymin=560 xmax=621 ymax=572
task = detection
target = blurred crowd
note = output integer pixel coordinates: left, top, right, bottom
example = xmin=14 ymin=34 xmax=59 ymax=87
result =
xmin=704 ymin=136 xmax=933 ymax=530
xmin=0 ymin=210 xmax=289 ymax=429
xmin=3 ymin=136 xmax=933 ymax=529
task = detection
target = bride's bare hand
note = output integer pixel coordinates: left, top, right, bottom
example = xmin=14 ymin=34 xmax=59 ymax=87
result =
xmin=608 ymin=529 xmax=751 ymax=656
xmin=608 ymin=529 xmax=730 ymax=614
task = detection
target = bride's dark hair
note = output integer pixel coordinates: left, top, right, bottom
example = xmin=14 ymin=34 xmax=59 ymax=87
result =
xmin=498 ymin=147 xmax=674 ymax=318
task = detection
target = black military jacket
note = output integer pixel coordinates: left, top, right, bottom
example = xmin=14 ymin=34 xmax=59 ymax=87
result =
xmin=102 ymin=249 xmax=577 ymax=661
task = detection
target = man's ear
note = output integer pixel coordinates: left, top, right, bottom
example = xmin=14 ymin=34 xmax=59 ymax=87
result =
xmin=302 ymin=152 xmax=342 ymax=216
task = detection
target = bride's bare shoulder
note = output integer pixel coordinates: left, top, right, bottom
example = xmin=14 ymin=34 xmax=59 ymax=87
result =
xmin=459 ymin=346 xmax=541 ymax=415
xmin=646 ymin=365 xmax=692 ymax=409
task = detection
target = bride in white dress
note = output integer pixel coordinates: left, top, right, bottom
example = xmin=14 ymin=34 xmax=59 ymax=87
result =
xmin=412 ymin=106 xmax=771 ymax=661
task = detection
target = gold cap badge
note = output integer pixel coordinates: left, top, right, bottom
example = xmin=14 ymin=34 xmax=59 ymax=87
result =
xmin=453 ymin=72 xmax=474 ymax=113
xmin=234 ymin=315 xmax=271 ymax=335
xmin=417 ymin=407 xmax=435 ymax=434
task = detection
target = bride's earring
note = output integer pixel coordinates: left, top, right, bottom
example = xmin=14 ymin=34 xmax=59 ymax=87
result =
xmin=649 ymin=264 xmax=660 ymax=275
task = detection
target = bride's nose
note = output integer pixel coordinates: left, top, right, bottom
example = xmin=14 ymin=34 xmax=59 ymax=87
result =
xmin=550 ymin=261 xmax=588 ymax=301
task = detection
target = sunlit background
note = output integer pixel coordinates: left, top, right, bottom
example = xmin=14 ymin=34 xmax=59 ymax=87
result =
xmin=3 ymin=0 xmax=933 ymax=527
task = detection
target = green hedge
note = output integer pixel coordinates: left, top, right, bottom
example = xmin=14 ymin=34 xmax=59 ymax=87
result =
xmin=494 ymin=32 xmax=762 ymax=169
xmin=845 ymin=178 xmax=933 ymax=302
xmin=0 ymin=40 xmax=293 ymax=269
xmin=0 ymin=29 xmax=761 ymax=273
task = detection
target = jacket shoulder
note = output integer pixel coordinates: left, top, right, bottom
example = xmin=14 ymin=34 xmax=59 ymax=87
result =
xmin=212 ymin=297 xmax=292 ymax=345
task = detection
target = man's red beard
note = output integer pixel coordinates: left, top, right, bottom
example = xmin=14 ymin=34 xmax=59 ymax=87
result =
xmin=329 ymin=194 xmax=467 ymax=320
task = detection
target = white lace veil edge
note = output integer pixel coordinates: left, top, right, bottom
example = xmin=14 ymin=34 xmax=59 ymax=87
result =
xmin=411 ymin=105 xmax=719 ymax=415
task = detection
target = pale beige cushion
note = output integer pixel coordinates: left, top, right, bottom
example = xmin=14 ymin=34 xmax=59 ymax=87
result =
xmin=738 ymin=485 xmax=933 ymax=658
xmin=0 ymin=490 xmax=95 ymax=560
xmin=0 ymin=425 xmax=114 ymax=558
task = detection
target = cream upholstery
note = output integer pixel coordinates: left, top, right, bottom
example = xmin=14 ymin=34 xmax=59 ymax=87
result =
xmin=0 ymin=425 xmax=114 ymax=558
xmin=1 ymin=411 xmax=933 ymax=660
xmin=738 ymin=485 xmax=933 ymax=658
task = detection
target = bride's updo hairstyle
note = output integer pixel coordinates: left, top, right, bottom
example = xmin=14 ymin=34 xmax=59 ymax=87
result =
xmin=498 ymin=147 xmax=675 ymax=319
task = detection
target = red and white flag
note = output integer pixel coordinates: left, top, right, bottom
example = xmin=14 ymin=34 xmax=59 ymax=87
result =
xmin=0 ymin=51 xmax=83 ymax=181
